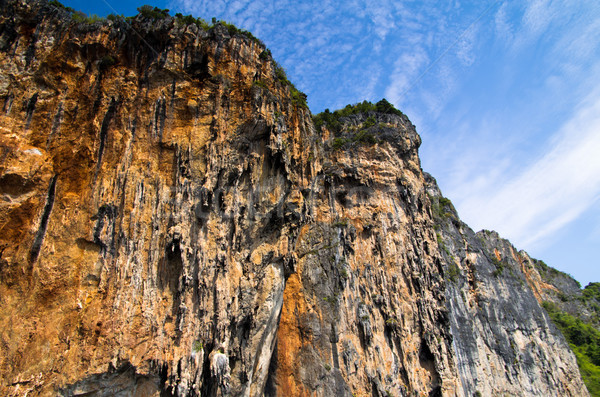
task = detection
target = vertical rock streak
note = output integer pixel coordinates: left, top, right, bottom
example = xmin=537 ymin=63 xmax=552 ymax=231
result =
xmin=28 ymin=174 xmax=57 ymax=265
xmin=47 ymin=101 xmax=63 ymax=146
xmin=95 ymin=97 xmax=117 ymax=174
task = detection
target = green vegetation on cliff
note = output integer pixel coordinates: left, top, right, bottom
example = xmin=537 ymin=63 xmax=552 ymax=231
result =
xmin=534 ymin=259 xmax=581 ymax=288
xmin=582 ymin=283 xmax=600 ymax=323
xmin=312 ymin=99 xmax=403 ymax=134
xmin=137 ymin=5 xmax=170 ymax=20
xmin=543 ymin=301 xmax=600 ymax=395
xmin=49 ymin=1 xmax=259 ymax=44
xmin=273 ymin=63 xmax=308 ymax=108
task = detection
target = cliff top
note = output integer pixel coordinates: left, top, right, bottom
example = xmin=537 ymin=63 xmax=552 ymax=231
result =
xmin=2 ymin=0 xmax=309 ymax=110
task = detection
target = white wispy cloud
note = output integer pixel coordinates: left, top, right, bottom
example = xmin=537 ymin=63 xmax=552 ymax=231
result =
xmin=171 ymin=0 xmax=384 ymax=109
xmin=455 ymin=26 xmax=478 ymax=66
xmin=458 ymin=88 xmax=600 ymax=248
xmin=170 ymin=0 xmax=489 ymax=111
xmin=443 ymin=0 xmax=600 ymax=251
xmin=493 ymin=2 xmax=513 ymax=41
xmin=521 ymin=0 xmax=555 ymax=36
xmin=383 ymin=2 xmax=495 ymax=121
xmin=384 ymin=50 xmax=430 ymax=105
xmin=364 ymin=0 xmax=396 ymax=41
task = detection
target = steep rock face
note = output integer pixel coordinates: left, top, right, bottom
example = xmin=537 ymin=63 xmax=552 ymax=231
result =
xmin=0 ymin=1 xmax=316 ymax=395
xmin=0 ymin=1 xmax=589 ymax=396
xmin=427 ymin=176 xmax=588 ymax=396
xmin=521 ymin=252 xmax=599 ymax=329
xmin=267 ymin=113 xmax=457 ymax=396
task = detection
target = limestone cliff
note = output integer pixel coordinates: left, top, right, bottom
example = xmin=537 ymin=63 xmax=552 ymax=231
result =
xmin=0 ymin=1 xmax=590 ymax=396
xmin=427 ymin=177 xmax=589 ymax=396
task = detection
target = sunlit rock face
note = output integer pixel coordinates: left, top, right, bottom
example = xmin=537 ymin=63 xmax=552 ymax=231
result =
xmin=427 ymin=176 xmax=588 ymax=397
xmin=0 ymin=1 xmax=588 ymax=396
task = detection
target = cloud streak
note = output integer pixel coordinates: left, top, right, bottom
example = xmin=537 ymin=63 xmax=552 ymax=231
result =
xmin=170 ymin=0 xmax=491 ymax=112
xmin=438 ymin=0 xmax=600 ymax=253
xmin=458 ymin=89 xmax=600 ymax=248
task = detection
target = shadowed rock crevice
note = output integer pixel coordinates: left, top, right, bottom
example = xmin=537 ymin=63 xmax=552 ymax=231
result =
xmin=24 ymin=92 xmax=38 ymax=129
xmin=47 ymin=101 xmax=63 ymax=146
xmin=153 ymin=97 xmax=167 ymax=143
xmin=96 ymin=97 xmax=118 ymax=173
xmin=60 ymin=362 xmax=162 ymax=397
xmin=28 ymin=174 xmax=57 ymax=264
xmin=160 ymin=237 xmax=184 ymax=299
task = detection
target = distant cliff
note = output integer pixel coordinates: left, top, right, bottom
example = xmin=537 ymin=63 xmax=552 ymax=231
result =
xmin=0 ymin=1 xmax=592 ymax=396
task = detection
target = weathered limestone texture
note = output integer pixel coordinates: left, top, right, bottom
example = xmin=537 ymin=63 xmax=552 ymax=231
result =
xmin=427 ymin=175 xmax=588 ymax=396
xmin=0 ymin=1 xmax=589 ymax=396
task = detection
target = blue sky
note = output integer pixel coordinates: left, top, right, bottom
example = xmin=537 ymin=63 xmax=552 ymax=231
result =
xmin=61 ymin=0 xmax=600 ymax=286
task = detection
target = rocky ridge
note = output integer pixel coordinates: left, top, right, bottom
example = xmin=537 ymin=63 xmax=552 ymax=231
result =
xmin=0 ymin=1 xmax=591 ymax=396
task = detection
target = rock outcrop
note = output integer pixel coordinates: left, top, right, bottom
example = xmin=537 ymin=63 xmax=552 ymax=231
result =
xmin=427 ymin=176 xmax=588 ymax=396
xmin=0 ymin=1 xmax=590 ymax=396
